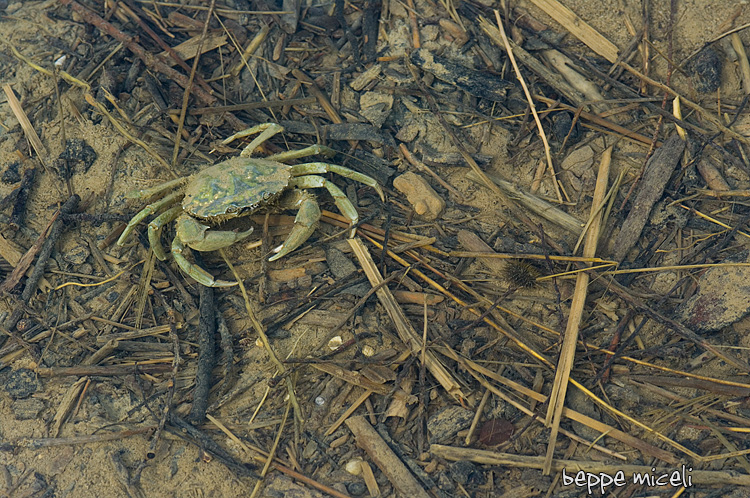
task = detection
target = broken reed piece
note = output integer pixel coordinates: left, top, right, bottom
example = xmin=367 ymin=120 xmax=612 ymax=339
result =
xmin=730 ymin=33 xmax=750 ymax=95
xmin=430 ymin=445 xmax=750 ymax=486
xmin=526 ymin=0 xmax=619 ymax=63
xmin=543 ymin=147 xmax=611 ymax=475
xmin=465 ymin=169 xmax=583 ymax=235
xmin=2 ymin=85 xmax=48 ymax=164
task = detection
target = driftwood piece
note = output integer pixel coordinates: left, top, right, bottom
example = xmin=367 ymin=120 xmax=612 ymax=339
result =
xmin=612 ymin=135 xmax=685 ymax=262
xmin=345 ymin=416 xmax=431 ymax=498
xmin=410 ymin=48 xmax=512 ymax=101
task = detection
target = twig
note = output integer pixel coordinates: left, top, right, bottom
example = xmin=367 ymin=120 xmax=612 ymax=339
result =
xmin=348 ymin=238 xmax=468 ymax=403
xmin=494 ymin=11 xmax=560 ymax=203
xmin=171 ymin=0 xmax=216 ymax=169
xmin=0 ymin=427 xmax=155 ymax=451
xmin=619 ymin=61 xmax=750 ymax=145
xmin=35 ymin=364 xmax=172 ymax=377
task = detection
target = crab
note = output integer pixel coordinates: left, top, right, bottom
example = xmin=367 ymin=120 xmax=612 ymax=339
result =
xmin=117 ymin=123 xmax=384 ymax=287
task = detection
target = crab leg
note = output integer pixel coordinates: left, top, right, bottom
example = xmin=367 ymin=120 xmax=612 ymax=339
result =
xmin=171 ymin=238 xmax=237 ymax=288
xmin=267 ymin=144 xmax=336 ymax=163
xmin=221 ymin=123 xmax=284 ymax=157
xmin=125 ymin=177 xmax=188 ymax=199
xmin=289 ymin=175 xmax=360 ymax=235
xmin=268 ymin=190 xmax=321 ymax=261
xmin=289 ymin=163 xmax=384 ymax=201
xmin=147 ymin=205 xmax=183 ymax=261
xmin=117 ymin=190 xmax=183 ymax=246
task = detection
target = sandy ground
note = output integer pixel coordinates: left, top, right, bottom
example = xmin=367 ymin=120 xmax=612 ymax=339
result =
xmin=0 ymin=0 xmax=749 ymax=497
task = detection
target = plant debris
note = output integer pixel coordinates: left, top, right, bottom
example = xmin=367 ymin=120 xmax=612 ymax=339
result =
xmin=0 ymin=0 xmax=750 ymax=496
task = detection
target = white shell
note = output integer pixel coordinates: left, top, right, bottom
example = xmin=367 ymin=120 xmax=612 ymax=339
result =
xmin=328 ymin=336 xmax=343 ymax=350
xmin=345 ymin=459 xmax=363 ymax=475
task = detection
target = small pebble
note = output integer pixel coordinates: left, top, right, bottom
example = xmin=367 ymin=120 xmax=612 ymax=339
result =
xmin=345 ymin=459 xmax=363 ymax=475
xmin=1 ymin=161 xmax=21 ymax=184
xmin=5 ymin=368 xmax=40 ymax=399
xmin=347 ymin=481 xmax=367 ymax=496
xmin=62 ymin=242 xmax=90 ymax=265
xmin=689 ymin=48 xmax=722 ymax=93
xmin=449 ymin=460 xmax=485 ymax=487
xmin=328 ymin=336 xmax=343 ymax=350
xmin=427 ymin=406 xmax=474 ymax=443
xmin=393 ymin=172 xmax=445 ymax=221
xmin=12 ymin=398 xmax=45 ymax=420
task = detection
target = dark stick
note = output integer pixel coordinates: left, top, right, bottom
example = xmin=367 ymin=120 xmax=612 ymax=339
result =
xmin=9 ymin=167 xmax=36 ymax=230
xmin=168 ymin=413 xmax=258 ymax=478
xmin=3 ymin=195 xmax=79 ymax=332
xmin=189 ymin=284 xmax=216 ymax=424
xmin=22 ymin=195 xmax=79 ymax=303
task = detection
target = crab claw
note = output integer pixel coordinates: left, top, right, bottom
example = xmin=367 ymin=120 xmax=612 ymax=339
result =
xmin=269 ymin=190 xmax=321 ymax=261
xmin=172 ymin=238 xmax=237 ymax=288
xmin=176 ymin=215 xmax=254 ymax=252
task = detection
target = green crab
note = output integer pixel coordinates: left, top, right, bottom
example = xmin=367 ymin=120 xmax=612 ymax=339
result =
xmin=117 ymin=123 xmax=384 ymax=287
